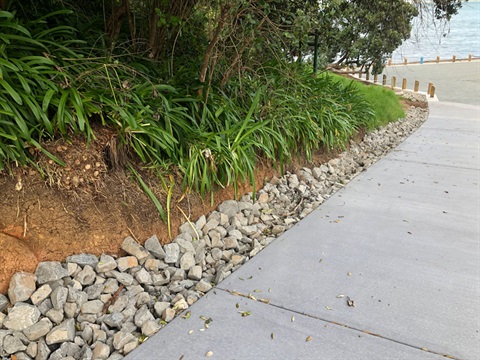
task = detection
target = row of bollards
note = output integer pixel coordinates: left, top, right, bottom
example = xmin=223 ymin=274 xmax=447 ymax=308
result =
xmin=357 ymin=72 xmax=436 ymax=98
xmin=387 ymin=54 xmax=475 ymax=66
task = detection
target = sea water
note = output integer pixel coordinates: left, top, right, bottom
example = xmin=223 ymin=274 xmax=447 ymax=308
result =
xmin=392 ymin=1 xmax=480 ymax=63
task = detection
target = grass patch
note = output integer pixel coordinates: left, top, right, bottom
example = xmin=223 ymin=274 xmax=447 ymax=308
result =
xmin=330 ymin=73 xmax=405 ymax=129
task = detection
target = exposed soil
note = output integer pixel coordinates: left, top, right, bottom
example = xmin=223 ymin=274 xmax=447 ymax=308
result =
xmin=0 ymin=97 xmax=424 ymax=294
xmin=0 ymin=131 xmax=339 ymax=294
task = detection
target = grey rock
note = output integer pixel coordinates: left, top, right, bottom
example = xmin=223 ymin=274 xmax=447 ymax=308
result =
xmin=3 ymin=334 xmax=27 ymax=354
xmin=67 ymin=262 xmax=79 ymax=277
xmin=175 ymin=237 xmax=195 ymax=254
xmin=30 ymin=284 xmax=52 ymax=305
xmin=239 ymin=225 xmax=258 ymax=236
xmin=103 ymin=278 xmax=120 ymax=294
xmin=75 ymin=265 xmax=96 ymax=286
xmin=92 ymin=342 xmax=110 ymax=359
xmin=188 ymin=265 xmax=202 ymax=281
xmin=37 ymin=298 xmax=53 ymax=316
xmin=23 ymin=318 xmax=53 ymax=341
xmin=144 ymin=235 xmax=165 ymax=259
xmin=203 ymin=218 xmax=220 ymax=233
xmin=106 ymin=353 xmax=124 ymax=360
xmin=66 ymin=253 xmax=98 ymax=268
xmin=218 ymin=200 xmax=239 ymax=218
xmin=126 ymin=284 xmax=143 ymax=298
xmin=51 ymin=286 xmax=68 ymax=310
xmin=26 ymin=342 xmax=37 ymax=358
xmin=46 ymin=308 xmax=64 ymax=325
xmin=92 ymin=328 xmax=107 ymax=343
xmin=135 ymin=291 xmax=151 ymax=307
xmin=96 ymin=254 xmax=117 ymax=273
xmin=116 ymin=256 xmax=138 ymax=272
xmin=81 ymin=325 xmax=93 ymax=343
xmin=10 ymin=352 xmax=32 ymax=360
xmin=271 ymin=224 xmax=286 ymax=235
xmin=123 ymin=340 xmax=138 ymax=355
xmin=46 ymin=318 xmax=75 ymax=345
xmin=8 ymin=272 xmax=36 ymax=304
xmin=64 ymin=302 xmax=77 ymax=318
xmin=141 ymin=320 xmax=162 ymax=337
xmin=164 ymin=243 xmax=180 ymax=263
xmin=78 ymin=345 xmax=93 ymax=360
xmin=3 ymin=303 xmax=41 ymax=331
xmin=228 ymin=229 xmax=243 ymax=240
xmin=134 ymin=268 xmax=152 ymax=285
xmin=134 ymin=305 xmax=155 ymax=328
xmin=36 ymin=339 xmax=51 ymax=360
xmin=108 ymin=295 xmax=128 ymax=313
xmin=224 ymin=236 xmax=239 ymax=250
xmin=120 ymin=320 xmax=137 ymax=334
xmin=104 ymin=312 xmax=124 ymax=328
xmin=35 ymin=261 xmax=68 ymax=284
xmin=162 ymin=308 xmax=175 ymax=322
xmin=112 ymin=331 xmax=135 ymax=350
xmin=144 ymin=259 xmax=165 ymax=272
xmin=0 ymin=294 xmax=9 ymax=311
xmin=154 ymin=302 xmax=170 ymax=317
xmin=195 ymin=215 xmax=207 ymax=232
xmin=59 ymin=341 xmax=81 ymax=357
xmin=195 ymin=280 xmax=212 ymax=293
xmin=121 ymin=236 xmax=150 ymax=262
xmin=231 ymin=254 xmax=246 ymax=266
xmin=211 ymin=248 xmax=222 ymax=261
xmin=179 ymin=252 xmax=196 ymax=271
xmin=84 ymin=283 xmax=104 ymax=299
xmin=178 ymin=222 xmax=198 ymax=238
xmin=80 ymin=299 xmax=104 ymax=314
xmin=112 ymin=271 xmax=134 ymax=286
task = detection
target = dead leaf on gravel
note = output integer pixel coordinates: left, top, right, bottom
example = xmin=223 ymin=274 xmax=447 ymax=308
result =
xmin=325 ymin=306 xmax=333 ymax=310
xmin=306 ymin=336 xmax=312 ymax=342
xmin=206 ymin=350 xmax=213 ymax=357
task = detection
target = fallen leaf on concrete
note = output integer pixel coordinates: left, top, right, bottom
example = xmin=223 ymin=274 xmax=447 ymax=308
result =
xmin=291 ymin=316 xmax=295 ymax=322
xmin=347 ymin=298 xmax=355 ymax=307
xmin=206 ymin=351 xmax=213 ymax=357
xmin=306 ymin=336 xmax=312 ymax=342
xmin=325 ymin=306 xmax=333 ymax=310
xmin=182 ymin=311 xmax=191 ymax=319
xmin=336 ymin=294 xmax=345 ymax=298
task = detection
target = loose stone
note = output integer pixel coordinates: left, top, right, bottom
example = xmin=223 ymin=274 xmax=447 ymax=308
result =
xmin=8 ymin=272 xmax=36 ymax=305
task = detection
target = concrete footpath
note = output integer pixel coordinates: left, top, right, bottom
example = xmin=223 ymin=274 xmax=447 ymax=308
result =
xmin=381 ymin=61 xmax=480 ymax=106
xmin=126 ymin=101 xmax=480 ymax=359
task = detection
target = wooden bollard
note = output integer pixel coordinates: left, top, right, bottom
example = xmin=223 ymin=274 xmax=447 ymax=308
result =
xmin=391 ymin=76 xmax=396 ymax=89
xmin=388 ymin=58 xmax=392 ymax=66
xmin=436 ymin=56 xmax=440 ymax=63
xmin=427 ymin=82 xmax=433 ymax=94
xmin=374 ymin=74 xmax=378 ymax=83
xmin=366 ymin=72 xmax=370 ymax=81
xmin=404 ymin=58 xmax=408 ymax=65
xmin=469 ymin=54 xmax=472 ymax=61
xmin=402 ymin=78 xmax=407 ymax=90
xmin=382 ymin=75 xmax=387 ymax=86
xmin=414 ymin=80 xmax=419 ymax=92
xmin=430 ymin=85 xmax=436 ymax=98
xmin=452 ymin=55 xmax=456 ymax=62
xmin=359 ymin=72 xmax=362 ymax=79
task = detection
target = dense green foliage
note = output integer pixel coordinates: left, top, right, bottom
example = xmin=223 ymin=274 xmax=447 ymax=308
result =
xmin=1 ymin=0 xmax=457 ymax=211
